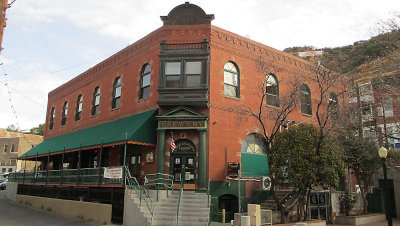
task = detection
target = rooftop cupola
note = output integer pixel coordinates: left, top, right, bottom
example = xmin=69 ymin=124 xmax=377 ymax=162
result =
xmin=161 ymin=2 xmax=214 ymax=25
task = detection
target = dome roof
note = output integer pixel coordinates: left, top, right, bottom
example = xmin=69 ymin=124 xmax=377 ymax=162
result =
xmin=161 ymin=2 xmax=214 ymax=25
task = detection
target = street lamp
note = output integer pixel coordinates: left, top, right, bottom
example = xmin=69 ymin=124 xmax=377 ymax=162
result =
xmin=378 ymin=146 xmax=392 ymax=226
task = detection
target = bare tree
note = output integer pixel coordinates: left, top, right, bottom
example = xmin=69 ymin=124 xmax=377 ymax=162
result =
xmin=228 ymin=56 xmax=346 ymax=223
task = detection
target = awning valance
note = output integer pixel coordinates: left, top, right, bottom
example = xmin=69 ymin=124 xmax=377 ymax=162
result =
xmin=20 ymin=109 xmax=158 ymax=159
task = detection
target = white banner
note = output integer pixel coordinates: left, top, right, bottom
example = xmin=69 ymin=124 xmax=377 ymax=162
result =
xmin=103 ymin=167 xmax=123 ymax=179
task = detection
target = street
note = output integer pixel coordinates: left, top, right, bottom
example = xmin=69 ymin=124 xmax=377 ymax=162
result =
xmin=0 ymin=190 xmax=99 ymax=226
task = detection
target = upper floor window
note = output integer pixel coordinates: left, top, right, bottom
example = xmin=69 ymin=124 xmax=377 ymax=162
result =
xmin=112 ymin=77 xmax=122 ymax=109
xmin=378 ymin=97 xmax=394 ymax=117
xmin=328 ymin=92 xmax=339 ymax=116
xmin=61 ymin=101 xmax=68 ymax=126
xmin=300 ymin=84 xmax=312 ymax=115
xmin=3 ymin=144 xmax=8 ymax=152
xmin=266 ymin=74 xmax=279 ymax=107
xmin=49 ymin=107 xmax=55 ymax=130
xmin=92 ymin=87 xmax=100 ymax=116
xmin=224 ymin=62 xmax=239 ymax=98
xmin=140 ymin=64 xmax=151 ymax=99
xmin=164 ymin=60 xmax=203 ymax=88
xmin=75 ymin=95 xmax=83 ymax=121
xmin=11 ymin=144 xmax=16 ymax=152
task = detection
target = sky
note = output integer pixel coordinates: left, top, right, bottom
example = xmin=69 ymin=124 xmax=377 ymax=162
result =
xmin=0 ymin=0 xmax=399 ymax=131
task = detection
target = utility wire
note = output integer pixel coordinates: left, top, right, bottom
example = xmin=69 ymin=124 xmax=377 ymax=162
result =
xmin=1 ymin=61 xmax=36 ymax=147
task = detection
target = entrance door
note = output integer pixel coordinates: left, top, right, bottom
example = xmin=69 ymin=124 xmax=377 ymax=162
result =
xmin=172 ymin=154 xmax=196 ymax=189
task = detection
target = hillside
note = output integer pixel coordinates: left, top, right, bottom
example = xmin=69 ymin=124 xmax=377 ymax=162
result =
xmin=284 ymin=30 xmax=400 ymax=73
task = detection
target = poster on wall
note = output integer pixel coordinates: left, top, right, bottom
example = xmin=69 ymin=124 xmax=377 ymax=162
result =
xmin=104 ymin=167 xmax=123 ymax=179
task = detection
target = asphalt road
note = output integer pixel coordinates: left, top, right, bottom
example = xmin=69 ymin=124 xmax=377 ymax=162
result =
xmin=0 ymin=190 xmax=100 ymax=226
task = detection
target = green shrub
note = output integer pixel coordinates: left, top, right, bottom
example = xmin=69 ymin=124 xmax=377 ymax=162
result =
xmin=340 ymin=191 xmax=357 ymax=216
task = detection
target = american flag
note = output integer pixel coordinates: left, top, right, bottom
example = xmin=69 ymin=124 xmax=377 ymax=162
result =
xmin=170 ymin=132 xmax=176 ymax=152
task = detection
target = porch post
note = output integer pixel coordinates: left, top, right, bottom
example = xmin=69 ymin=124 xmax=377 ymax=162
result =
xmin=61 ymin=145 xmax=65 ymax=186
xmin=77 ymin=142 xmax=82 ymax=186
xmin=46 ymin=148 xmax=50 ymax=185
xmin=123 ymin=132 xmax=127 ymax=186
xmin=23 ymin=158 xmax=27 ymax=185
xmin=157 ymin=129 xmax=166 ymax=174
xmin=98 ymin=138 xmax=103 ymax=186
xmin=33 ymin=150 xmax=38 ymax=185
xmin=198 ymin=129 xmax=207 ymax=190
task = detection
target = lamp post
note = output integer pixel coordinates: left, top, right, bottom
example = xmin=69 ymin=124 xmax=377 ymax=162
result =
xmin=378 ymin=146 xmax=392 ymax=226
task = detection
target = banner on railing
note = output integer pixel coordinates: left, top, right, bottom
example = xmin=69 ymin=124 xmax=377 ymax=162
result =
xmin=104 ymin=167 xmax=123 ymax=179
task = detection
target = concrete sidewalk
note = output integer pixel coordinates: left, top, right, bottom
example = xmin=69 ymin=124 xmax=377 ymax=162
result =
xmin=210 ymin=218 xmax=400 ymax=225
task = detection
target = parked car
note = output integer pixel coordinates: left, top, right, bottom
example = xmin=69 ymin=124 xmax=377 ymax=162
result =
xmin=0 ymin=179 xmax=8 ymax=190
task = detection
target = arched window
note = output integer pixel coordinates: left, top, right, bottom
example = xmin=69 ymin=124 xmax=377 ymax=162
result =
xmin=61 ymin=101 xmax=68 ymax=126
xmin=75 ymin=95 xmax=83 ymax=121
xmin=92 ymin=87 xmax=100 ymax=116
xmin=241 ymin=133 xmax=267 ymax=154
xmin=300 ymin=84 xmax=312 ymax=115
xmin=266 ymin=74 xmax=279 ymax=107
xmin=140 ymin=64 xmax=151 ymax=99
xmin=49 ymin=107 xmax=55 ymax=130
xmin=328 ymin=92 xmax=338 ymax=116
xmin=112 ymin=77 xmax=122 ymax=109
xmin=224 ymin=62 xmax=239 ymax=98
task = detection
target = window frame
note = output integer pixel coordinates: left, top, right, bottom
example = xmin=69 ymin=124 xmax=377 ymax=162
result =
xmin=241 ymin=133 xmax=267 ymax=155
xmin=163 ymin=60 xmax=204 ymax=88
xmin=224 ymin=61 xmax=240 ymax=98
xmin=49 ymin=107 xmax=55 ymax=130
xmin=140 ymin=64 xmax=151 ymax=99
xmin=300 ymin=84 xmax=312 ymax=115
xmin=61 ymin=101 xmax=68 ymax=126
xmin=112 ymin=77 xmax=122 ymax=109
xmin=265 ymin=73 xmax=279 ymax=107
xmin=4 ymin=144 xmax=8 ymax=153
xmin=75 ymin=95 xmax=83 ymax=121
xmin=92 ymin=87 xmax=100 ymax=116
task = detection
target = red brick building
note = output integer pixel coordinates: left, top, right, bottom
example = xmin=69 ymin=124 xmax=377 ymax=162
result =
xmin=17 ymin=2 xmax=333 ymax=223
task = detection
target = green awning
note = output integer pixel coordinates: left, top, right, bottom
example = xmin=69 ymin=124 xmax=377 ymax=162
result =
xmin=20 ymin=109 xmax=158 ymax=159
xmin=241 ymin=153 xmax=269 ymax=177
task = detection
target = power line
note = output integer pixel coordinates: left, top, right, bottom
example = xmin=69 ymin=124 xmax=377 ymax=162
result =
xmin=1 ymin=61 xmax=36 ymax=147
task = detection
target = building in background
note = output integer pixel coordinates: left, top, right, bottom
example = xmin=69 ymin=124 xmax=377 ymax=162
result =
xmin=0 ymin=129 xmax=43 ymax=178
xmin=348 ymin=49 xmax=400 ymax=148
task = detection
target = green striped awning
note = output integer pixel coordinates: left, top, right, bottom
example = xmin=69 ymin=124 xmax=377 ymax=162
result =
xmin=20 ymin=109 xmax=158 ymax=159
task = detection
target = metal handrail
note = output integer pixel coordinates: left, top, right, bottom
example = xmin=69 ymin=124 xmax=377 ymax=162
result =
xmin=176 ymin=165 xmax=185 ymax=226
xmin=124 ymin=166 xmax=154 ymax=219
xmin=207 ymin=177 xmax=211 ymax=224
xmin=144 ymin=173 xmax=174 ymax=200
xmin=144 ymin=173 xmax=174 ymax=189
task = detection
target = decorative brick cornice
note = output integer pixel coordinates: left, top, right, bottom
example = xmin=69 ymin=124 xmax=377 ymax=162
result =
xmin=210 ymin=26 xmax=316 ymax=73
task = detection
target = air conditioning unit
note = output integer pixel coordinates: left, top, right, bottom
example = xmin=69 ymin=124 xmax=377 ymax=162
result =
xmin=260 ymin=176 xmax=271 ymax=190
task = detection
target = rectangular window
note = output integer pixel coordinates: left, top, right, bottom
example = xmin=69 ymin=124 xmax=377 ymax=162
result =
xmin=8 ymin=168 xmax=13 ymax=172
xmin=185 ymin=61 xmax=201 ymax=87
xmin=165 ymin=62 xmax=181 ymax=88
xmin=164 ymin=61 xmax=203 ymax=88
xmin=11 ymin=145 xmax=16 ymax=153
xmin=1 ymin=168 xmax=5 ymax=173
xmin=4 ymin=145 xmax=8 ymax=153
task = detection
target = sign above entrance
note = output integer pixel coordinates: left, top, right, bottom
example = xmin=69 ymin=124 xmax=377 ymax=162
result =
xmin=158 ymin=120 xmax=206 ymax=129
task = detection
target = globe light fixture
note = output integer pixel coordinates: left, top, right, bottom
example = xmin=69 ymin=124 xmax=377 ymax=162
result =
xmin=378 ymin=146 xmax=388 ymax=159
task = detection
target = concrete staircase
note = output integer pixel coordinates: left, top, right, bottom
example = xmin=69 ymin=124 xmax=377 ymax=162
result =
xmin=261 ymin=190 xmax=293 ymax=210
xmin=152 ymin=191 xmax=210 ymax=226
xmin=123 ymin=188 xmax=152 ymax=226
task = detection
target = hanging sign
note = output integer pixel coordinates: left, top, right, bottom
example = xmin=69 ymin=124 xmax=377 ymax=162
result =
xmin=104 ymin=167 xmax=123 ymax=179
